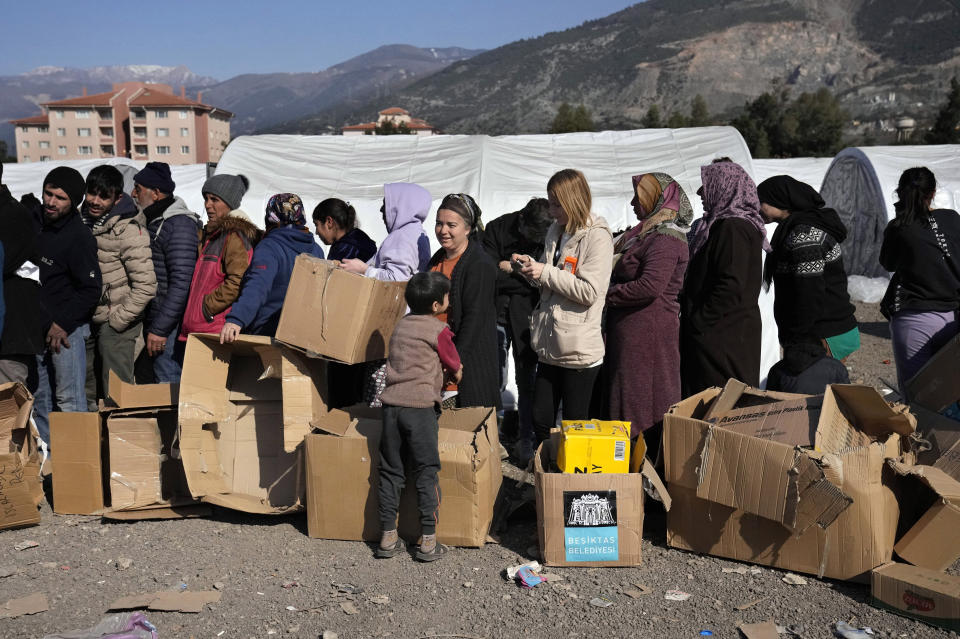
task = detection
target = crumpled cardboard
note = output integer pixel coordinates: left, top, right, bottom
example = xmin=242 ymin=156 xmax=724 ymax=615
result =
xmin=108 ymin=590 xmax=220 ymax=613
xmin=0 ymin=382 xmax=43 ymax=531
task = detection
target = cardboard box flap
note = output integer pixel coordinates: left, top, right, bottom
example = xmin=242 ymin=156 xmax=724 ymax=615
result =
xmin=888 ymin=460 xmax=960 ymax=501
xmin=107 ymin=370 xmax=177 ymax=410
xmin=702 ymin=379 xmax=808 ymax=422
xmin=640 ymin=458 xmax=671 ymax=511
xmin=911 ymin=403 xmax=960 ymax=470
xmin=695 ymin=425 xmax=851 ymax=529
xmin=711 ymin=396 xmax=823 ymax=447
xmin=816 ymin=385 xmax=915 ymax=453
xmin=906 ymin=333 xmax=960 ymax=413
xmin=0 ymin=382 xmax=33 ymax=438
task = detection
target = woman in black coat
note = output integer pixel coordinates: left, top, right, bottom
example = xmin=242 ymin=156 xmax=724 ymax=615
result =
xmin=681 ymin=160 xmax=768 ymax=396
xmin=426 ymin=194 xmax=500 ymax=409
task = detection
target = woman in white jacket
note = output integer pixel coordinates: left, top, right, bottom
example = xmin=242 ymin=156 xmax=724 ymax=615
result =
xmin=514 ymin=169 xmax=614 ymax=445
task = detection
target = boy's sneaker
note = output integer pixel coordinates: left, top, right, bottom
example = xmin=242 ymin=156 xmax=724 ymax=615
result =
xmin=415 ymin=543 xmax=448 ymax=562
xmin=375 ymin=538 xmax=405 ymax=558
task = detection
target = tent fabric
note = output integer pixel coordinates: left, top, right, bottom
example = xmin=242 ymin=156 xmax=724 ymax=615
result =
xmin=216 ymin=127 xmax=780 ymax=386
xmin=753 ymin=157 xmax=834 ymax=191
xmin=820 ymin=145 xmax=960 ymax=277
xmin=1 ymin=159 xmax=210 ymax=216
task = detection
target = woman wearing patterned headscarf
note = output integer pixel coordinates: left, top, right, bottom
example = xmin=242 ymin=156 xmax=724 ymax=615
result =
xmin=605 ymin=173 xmax=692 ymax=458
xmin=680 ymin=161 xmax=768 ymax=395
xmin=220 ymin=193 xmax=325 ymax=343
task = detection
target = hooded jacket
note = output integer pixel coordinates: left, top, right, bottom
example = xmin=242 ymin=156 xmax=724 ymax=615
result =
xmin=365 ymin=183 xmax=431 ymax=281
xmin=226 ymin=225 xmax=325 ymax=336
xmin=35 ymin=204 xmax=102 ymax=336
xmin=530 ymin=215 xmax=614 ymax=368
xmin=180 ymin=210 xmax=260 ymax=338
xmin=0 ymin=185 xmax=47 ymax=355
xmin=83 ymin=193 xmax=157 ymax=332
xmin=144 ymin=196 xmax=202 ymax=338
xmin=328 ymin=227 xmax=377 ymax=263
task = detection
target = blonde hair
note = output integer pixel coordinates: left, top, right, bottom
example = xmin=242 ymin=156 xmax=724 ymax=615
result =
xmin=547 ymin=169 xmax=592 ymax=233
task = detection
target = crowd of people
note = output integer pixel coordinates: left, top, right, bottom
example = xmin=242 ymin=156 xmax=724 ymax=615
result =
xmin=0 ymin=158 xmax=957 ymax=476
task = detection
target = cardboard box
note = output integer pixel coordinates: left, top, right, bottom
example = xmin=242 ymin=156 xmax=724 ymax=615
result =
xmin=304 ymin=405 xmax=501 ymax=547
xmin=872 ymin=562 xmax=960 ymax=632
xmin=178 ymin=334 xmax=329 ymax=514
xmin=51 ymin=372 xmax=204 ymax=519
xmin=0 ymin=382 xmax=42 ymax=531
xmin=557 ymin=420 xmax=631 ymax=474
xmin=275 ymin=255 xmax=408 ymax=364
xmin=535 ymin=432 xmax=670 ymax=567
xmin=889 ymin=461 xmax=960 ymax=571
xmin=911 ymin=403 xmax=960 ymax=479
xmin=665 ymin=384 xmax=911 ymax=580
xmin=907 ymin=333 xmax=960 ymax=413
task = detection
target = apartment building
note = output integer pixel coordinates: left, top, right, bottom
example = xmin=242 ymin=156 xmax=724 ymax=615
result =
xmin=10 ymin=82 xmax=232 ymax=164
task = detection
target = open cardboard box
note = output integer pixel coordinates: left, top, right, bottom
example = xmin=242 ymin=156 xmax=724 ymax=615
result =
xmin=665 ymin=382 xmax=914 ymax=580
xmin=304 ymin=405 xmax=502 ymax=547
xmin=889 ymin=461 xmax=960 ymax=572
xmin=906 ymin=333 xmax=960 ymax=413
xmin=275 ymin=255 xmax=408 ymax=364
xmin=0 ymin=382 xmax=43 ymax=531
xmin=534 ymin=430 xmax=670 ymax=567
xmin=51 ymin=371 xmax=205 ymax=519
xmin=177 ymin=334 xmax=329 ymax=514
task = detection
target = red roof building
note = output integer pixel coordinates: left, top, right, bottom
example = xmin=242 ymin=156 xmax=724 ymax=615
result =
xmin=342 ymin=107 xmax=438 ymax=136
xmin=10 ymin=82 xmax=232 ymax=164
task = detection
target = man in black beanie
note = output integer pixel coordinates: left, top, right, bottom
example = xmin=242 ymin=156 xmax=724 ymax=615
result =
xmin=32 ymin=166 xmax=102 ymax=444
xmin=0 ymin=164 xmax=47 ymax=388
xmin=132 ymin=162 xmax=200 ymax=383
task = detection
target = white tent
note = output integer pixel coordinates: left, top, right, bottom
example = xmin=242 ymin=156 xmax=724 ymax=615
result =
xmin=1 ymin=159 xmax=210 ymax=215
xmin=820 ymin=145 xmax=960 ymax=277
xmin=753 ymin=157 xmax=834 ymax=191
xmin=216 ymin=127 xmax=781 ymax=387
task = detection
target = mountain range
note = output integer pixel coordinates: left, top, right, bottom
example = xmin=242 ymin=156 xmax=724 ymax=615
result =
xmin=277 ymin=0 xmax=960 ymax=135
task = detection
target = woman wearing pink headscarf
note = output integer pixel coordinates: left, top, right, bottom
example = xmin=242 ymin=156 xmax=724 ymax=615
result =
xmin=680 ymin=160 xmax=770 ymax=396
xmin=605 ymin=173 xmax=692 ymax=460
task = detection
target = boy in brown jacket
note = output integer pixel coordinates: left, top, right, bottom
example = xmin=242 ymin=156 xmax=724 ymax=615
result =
xmin=376 ymin=272 xmax=462 ymax=562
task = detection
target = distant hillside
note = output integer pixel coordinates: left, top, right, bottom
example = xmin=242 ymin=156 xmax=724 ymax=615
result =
xmin=200 ymin=45 xmax=485 ymax=136
xmin=279 ymin=0 xmax=960 ymax=135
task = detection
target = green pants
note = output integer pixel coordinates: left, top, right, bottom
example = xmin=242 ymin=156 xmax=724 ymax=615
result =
xmin=85 ymin=321 xmax=142 ymax=410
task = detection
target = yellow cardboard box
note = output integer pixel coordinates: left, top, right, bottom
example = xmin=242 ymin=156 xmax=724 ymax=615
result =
xmin=557 ymin=420 xmax=632 ymax=474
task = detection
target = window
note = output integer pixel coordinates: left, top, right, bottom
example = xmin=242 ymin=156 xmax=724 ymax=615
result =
xmin=156 ymin=145 xmax=170 ymax=155
xmin=78 ymin=145 xmax=92 ymax=155
xmin=40 ymin=156 xmax=50 ymax=161
xmin=134 ymin=145 xmax=148 ymax=155
xmin=155 ymin=110 xmax=168 ymax=119
xmin=133 ymin=127 xmax=147 ymax=138
xmin=132 ymin=109 xmax=145 ymax=119
xmin=100 ymin=145 xmax=114 ymax=155
xmin=56 ymin=128 xmax=66 ymax=137
xmin=54 ymin=110 xmax=64 ymax=119
xmin=77 ymin=128 xmax=91 ymax=137
xmin=76 ymin=110 xmax=90 ymax=119
xmin=38 ymin=126 xmax=48 ymax=133
xmin=180 ymin=145 xmax=190 ymax=154
xmin=21 ymin=141 xmax=28 ymax=148
xmin=97 ymin=109 xmax=111 ymax=119
xmin=20 ymin=126 xmax=28 ymax=133
xmin=100 ymin=127 xmax=113 ymax=137
xmin=58 ymin=146 xmax=67 ymax=155
xmin=179 ymin=109 xmax=188 ymax=119
xmin=180 ymin=127 xmax=190 ymax=137
xmin=39 ymin=141 xmax=49 ymax=149
xmin=156 ymin=128 xmax=169 ymax=137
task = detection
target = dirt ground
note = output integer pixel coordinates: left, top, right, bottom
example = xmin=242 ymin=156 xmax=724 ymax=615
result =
xmin=0 ymin=301 xmax=955 ymax=639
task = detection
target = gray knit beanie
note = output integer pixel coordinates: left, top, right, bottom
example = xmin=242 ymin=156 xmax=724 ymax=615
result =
xmin=202 ymin=173 xmax=249 ymax=211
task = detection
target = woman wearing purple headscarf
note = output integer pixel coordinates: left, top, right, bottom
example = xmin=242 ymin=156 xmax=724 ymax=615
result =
xmin=680 ymin=160 xmax=769 ymax=395
xmin=220 ymin=193 xmax=325 ymax=343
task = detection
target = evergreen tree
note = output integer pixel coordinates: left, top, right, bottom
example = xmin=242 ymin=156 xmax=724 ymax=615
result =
xmin=550 ymin=103 xmax=595 ymax=133
xmin=689 ymin=94 xmax=710 ymax=127
xmin=642 ymin=104 xmax=662 ymax=128
xmin=925 ymin=77 xmax=960 ymax=144
xmin=731 ymin=88 xmax=844 ymax=157
xmin=667 ymin=112 xmax=688 ymax=128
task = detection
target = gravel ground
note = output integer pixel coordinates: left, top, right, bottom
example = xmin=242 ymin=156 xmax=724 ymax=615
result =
xmin=1 ymin=301 xmax=955 ymax=639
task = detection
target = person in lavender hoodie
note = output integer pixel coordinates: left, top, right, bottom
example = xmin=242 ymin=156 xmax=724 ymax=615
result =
xmin=340 ymin=182 xmax=432 ymax=280
xmin=340 ymin=183 xmax=433 ymax=405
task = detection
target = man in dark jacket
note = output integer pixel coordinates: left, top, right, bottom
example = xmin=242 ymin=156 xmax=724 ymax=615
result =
xmin=481 ymin=197 xmax=551 ymax=462
xmin=0 ymin=164 xmax=47 ymax=387
xmin=33 ymin=166 xmax=102 ymax=444
xmin=132 ymin=162 xmax=200 ymax=383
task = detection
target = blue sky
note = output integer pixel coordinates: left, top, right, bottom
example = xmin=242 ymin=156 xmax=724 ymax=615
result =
xmin=1 ymin=0 xmax=638 ymax=79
